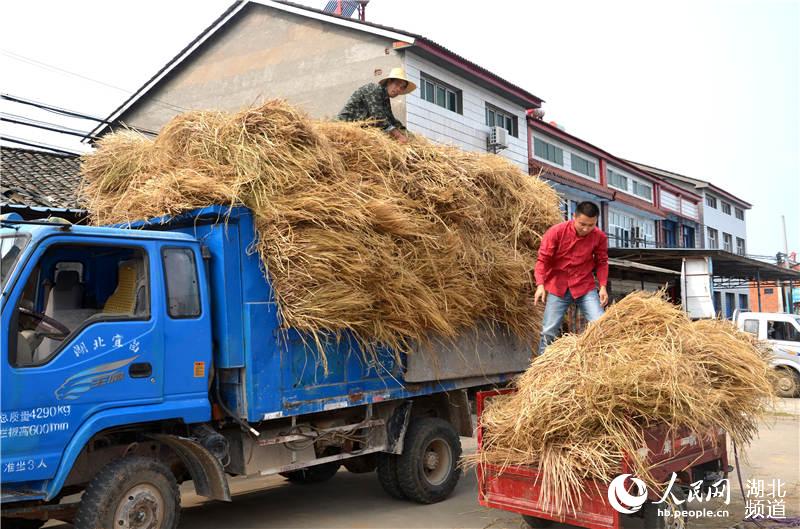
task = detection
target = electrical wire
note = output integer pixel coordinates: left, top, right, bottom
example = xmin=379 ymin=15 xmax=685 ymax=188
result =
xmin=0 ymin=135 xmax=83 ymax=156
xmin=1 ymin=49 xmax=188 ymax=114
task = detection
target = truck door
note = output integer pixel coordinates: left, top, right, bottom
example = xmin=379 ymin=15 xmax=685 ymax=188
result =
xmin=1 ymin=238 xmax=163 ymax=483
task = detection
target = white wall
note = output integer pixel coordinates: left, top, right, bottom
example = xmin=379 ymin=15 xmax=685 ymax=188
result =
xmin=701 ymin=190 xmax=747 ymax=250
xmin=403 ymin=53 xmax=528 ymax=170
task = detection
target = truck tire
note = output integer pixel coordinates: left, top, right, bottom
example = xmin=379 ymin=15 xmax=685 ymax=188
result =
xmin=396 ymin=417 xmax=461 ymax=504
xmin=376 ymin=453 xmax=405 ymax=499
xmin=774 ymin=367 xmax=800 ymax=398
xmin=74 ymin=456 xmax=180 ymax=529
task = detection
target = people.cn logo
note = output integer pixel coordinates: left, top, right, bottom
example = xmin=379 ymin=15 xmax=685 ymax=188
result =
xmin=607 ymin=474 xmax=649 ymax=514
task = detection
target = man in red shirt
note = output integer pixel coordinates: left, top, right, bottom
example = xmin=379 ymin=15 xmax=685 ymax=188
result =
xmin=534 ymin=201 xmax=609 ymax=354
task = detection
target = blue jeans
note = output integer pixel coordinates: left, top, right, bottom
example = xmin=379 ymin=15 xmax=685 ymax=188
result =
xmin=537 ymin=289 xmax=604 ymax=355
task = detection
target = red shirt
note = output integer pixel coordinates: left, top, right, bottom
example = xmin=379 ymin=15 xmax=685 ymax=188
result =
xmin=534 ymin=220 xmax=609 ymax=298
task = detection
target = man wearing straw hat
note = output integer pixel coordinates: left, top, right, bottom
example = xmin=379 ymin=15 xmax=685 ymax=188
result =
xmin=534 ymin=201 xmax=609 ymax=355
xmin=337 ymin=67 xmax=416 ymax=144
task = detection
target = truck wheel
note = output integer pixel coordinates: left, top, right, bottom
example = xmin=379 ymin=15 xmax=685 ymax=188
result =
xmin=774 ymin=367 xmax=800 ymax=398
xmin=376 ymin=453 xmax=405 ymax=499
xmin=396 ymin=417 xmax=461 ymax=504
xmin=74 ymin=456 xmax=180 ymax=529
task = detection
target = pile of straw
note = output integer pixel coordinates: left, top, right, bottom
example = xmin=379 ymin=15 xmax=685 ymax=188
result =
xmin=471 ymin=291 xmax=774 ymax=515
xmin=79 ymin=100 xmax=562 ymax=367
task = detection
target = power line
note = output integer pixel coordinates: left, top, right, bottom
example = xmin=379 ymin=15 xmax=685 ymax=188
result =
xmin=1 ymin=49 xmax=188 ymax=114
xmin=1 ymin=135 xmax=83 ymax=156
xmin=1 ymin=93 xmax=159 ymax=136
xmin=1 ymin=114 xmax=97 ymax=139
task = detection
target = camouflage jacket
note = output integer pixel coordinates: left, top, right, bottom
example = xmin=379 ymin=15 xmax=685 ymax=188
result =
xmin=337 ymin=83 xmax=404 ymax=132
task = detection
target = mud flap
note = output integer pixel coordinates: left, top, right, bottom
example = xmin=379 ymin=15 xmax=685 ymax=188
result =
xmin=148 ymin=433 xmax=231 ymax=502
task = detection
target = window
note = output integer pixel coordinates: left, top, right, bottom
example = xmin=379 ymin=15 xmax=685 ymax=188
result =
xmin=706 ymin=195 xmax=717 ymax=209
xmin=767 ymin=320 xmax=800 ymax=342
xmin=722 ymin=202 xmax=731 ymax=215
xmin=713 ymin=291 xmax=722 ymax=315
xmin=608 ymin=169 xmax=628 ymax=190
xmin=723 ymin=233 xmax=733 ymax=252
xmin=11 ymin=244 xmax=149 ymax=367
xmin=608 ymin=211 xmax=654 ymax=248
xmin=534 ymin=137 xmax=564 ymax=165
xmin=485 ymin=104 xmax=518 ymax=137
xmin=632 ymin=180 xmax=653 ymax=201
xmin=1 ymin=233 xmax=30 ymax=288
xmin=736 ymin=237 xmax=746 ymax=256
xmin=163 ymin=248 xmax=201 ymax=318
xmin=743 ymin=319 xmax=758 ymax=335
xmin=735 ymin=207 xmax=744 ymax=220
xmin=764 ymin=288 xmax=774 ymax=294
xmin=419 ymin=73 xmax=461 ymax=114
xmin=707 ymin=227 xmax=719 ymax=249
xmin=739 ymin=294 xmax=749 ymax=310
xmin=570 ymin=153 xmax=596 ymax=179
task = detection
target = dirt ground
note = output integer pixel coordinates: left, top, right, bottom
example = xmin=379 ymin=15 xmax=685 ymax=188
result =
xmin=49 ymin=398 xmax=799 ymax=529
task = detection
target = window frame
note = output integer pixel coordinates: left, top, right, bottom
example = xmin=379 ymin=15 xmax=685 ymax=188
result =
xmin=735 ymin=207 xmax=744 ymax=220
xmin=767 ymin=320 xmax=800 ymax=342
xmin=723 ymin=232 xmax=733 ymax=252
xmin=707 ymin=227 xmax=719 ymax=249
xmin=736 ymin=237 xmax=746 ymax=256
xmin=533 ymin=137 xmax=564 ymax=166
xmin=706 ymin=195 xmax=717 ymax=209
xmin=161 ymin=246 xmax=202 ymax=320
xmin=419 ymin=73 xmax=463 ymax=115
xmin=484 ymin=103 xmax=519 ymax=138
xmin=742 ymin=319 xmax=759 ymax=335
xmin=570 ymin=152 xmax=597 ymax=179
xmin=721 ymin=202 xmax=732 ymax=215
xmin=8 ymin=242 xmax=151 ymax=368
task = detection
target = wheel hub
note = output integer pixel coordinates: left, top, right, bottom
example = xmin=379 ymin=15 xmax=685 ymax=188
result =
xmin=114 ymin=484 xmax=164 ymax=529
xmin=421 ymin=437 xmax=452 ymax=486
xmin=424 ymin=450 xmax=440 ymax=470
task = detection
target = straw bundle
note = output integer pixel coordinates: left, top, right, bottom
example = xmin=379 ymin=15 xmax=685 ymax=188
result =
xmin=79 ymin=100 xmax=562 ymax=368
xmin=470 ymin=291 xmax=774 ymax=515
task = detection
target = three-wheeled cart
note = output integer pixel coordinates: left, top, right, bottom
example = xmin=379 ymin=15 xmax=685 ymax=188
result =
xmin=476 ymin=389 xmax=729 ymax=529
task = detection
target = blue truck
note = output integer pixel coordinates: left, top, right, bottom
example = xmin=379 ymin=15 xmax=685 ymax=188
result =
xmin=0 ymin=206 xmax=530 ymax=529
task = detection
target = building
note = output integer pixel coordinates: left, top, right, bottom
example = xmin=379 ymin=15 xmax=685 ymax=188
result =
xmin=89 ymin=0 xmax=543 ymax=171
xmin=0 ymin=146 xmax=85 ymax=220
xmin=525 ymin=116 xmax=704 ymax=298
xmin=632 ymin=162 xmax=752 ymax=317
xmin=749 ymin=260 xmax=800 ymax=314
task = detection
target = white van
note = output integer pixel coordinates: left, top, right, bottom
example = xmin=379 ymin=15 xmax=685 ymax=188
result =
xmin=733 ymin=310 xmax=800 ymax=397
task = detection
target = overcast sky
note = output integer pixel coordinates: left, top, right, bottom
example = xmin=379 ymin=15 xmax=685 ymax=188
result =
xmin=1 ymin=0 xmax=797 ymax=256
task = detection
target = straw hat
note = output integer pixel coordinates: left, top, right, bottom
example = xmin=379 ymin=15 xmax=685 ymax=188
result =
xmin=379 ymin=67 xmax=417 ymax=95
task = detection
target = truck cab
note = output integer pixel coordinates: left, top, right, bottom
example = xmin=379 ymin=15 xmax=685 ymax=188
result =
xmin=2 ymin=208 xmax=528 ymax=528
xmin=733 ymin=309 xmax=800 ymax=397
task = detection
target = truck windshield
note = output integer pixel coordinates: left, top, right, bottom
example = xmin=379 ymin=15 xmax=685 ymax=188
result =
xmin=1 ymin=231 xmax=30 ymax=288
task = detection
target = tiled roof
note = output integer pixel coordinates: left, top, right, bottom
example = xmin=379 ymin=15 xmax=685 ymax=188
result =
xmin=1 ymin=147 xmax=82 ymax=208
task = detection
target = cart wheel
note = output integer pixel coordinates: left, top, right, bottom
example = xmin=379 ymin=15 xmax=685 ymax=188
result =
xmin=376 ymin=453 xmax=406 ymax=499
xmin=396 ymin=417 xmax=461 ymax=504
xmin=74 ymin=456 xmax=180 ymax=529
xmin=521 ymin=515 xmax=553 ymax=528
xmin=774 ymin=367 xmax=800 ymax=398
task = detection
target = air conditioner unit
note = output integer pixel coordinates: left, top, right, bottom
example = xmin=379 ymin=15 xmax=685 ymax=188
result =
xmin=487 ymin=126 xmax=508 ymax=152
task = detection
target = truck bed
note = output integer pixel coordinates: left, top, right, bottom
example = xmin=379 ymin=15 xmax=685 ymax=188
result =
xmin=135 ymin=206 xmax=531 ymax=422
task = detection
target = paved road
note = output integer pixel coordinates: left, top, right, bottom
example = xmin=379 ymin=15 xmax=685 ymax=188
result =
xmin=49 ymin=399 xmax=799 ymax=529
